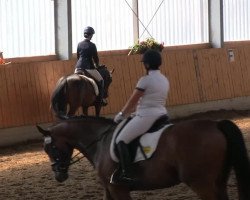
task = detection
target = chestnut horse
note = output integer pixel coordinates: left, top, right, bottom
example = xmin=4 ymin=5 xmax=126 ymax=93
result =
xmin=37 ymin=116 xmax=250 ymax=200
xmin=51 ymin=65 xmax=113 ymax=117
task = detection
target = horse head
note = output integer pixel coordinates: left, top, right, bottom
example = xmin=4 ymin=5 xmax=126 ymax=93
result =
xmin=97 ymin=65 xmax=114 ymax=98
xmin=37 ymin=125 xmax=73 ymax=183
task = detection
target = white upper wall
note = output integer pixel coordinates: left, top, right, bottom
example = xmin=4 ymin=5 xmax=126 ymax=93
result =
xmin=0 ymin=0 xmax=249 ymax=58
xmin=223 ymin=0 xmax=250 ymax=41
xmin=71 ymin=0 xmax=134 ymax=52
xmin=138 ymin=0 xmax=209 ymax=45
xmin=0 ymin=0 xmax=55 ymax=58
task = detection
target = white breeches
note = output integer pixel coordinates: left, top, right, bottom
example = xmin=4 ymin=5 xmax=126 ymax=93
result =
xmin=115 ymin=115 xmax=161 ymax=144
xmin=86 ymin=69 xmax=103 ymax=81
xmin=74 ymin=68 xmax=103 ymax=82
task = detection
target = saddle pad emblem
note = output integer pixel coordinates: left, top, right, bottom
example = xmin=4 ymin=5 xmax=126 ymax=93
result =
xmin=142 ymin=146 xmax=151 ymax=154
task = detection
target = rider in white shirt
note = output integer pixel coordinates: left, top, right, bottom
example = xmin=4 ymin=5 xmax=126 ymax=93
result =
xmin=111 ymin=49 xmax=170 ymax=184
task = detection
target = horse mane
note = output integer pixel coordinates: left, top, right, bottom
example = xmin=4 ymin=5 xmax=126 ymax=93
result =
xmin=97 ymin=64 xmax=107 ymax=69
xmin=58 ymin=115 xmax=115 ymax=124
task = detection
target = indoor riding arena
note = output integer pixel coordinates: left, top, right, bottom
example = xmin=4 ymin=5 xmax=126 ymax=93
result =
xmin=1 ymin=0 xmax=250 ymax=200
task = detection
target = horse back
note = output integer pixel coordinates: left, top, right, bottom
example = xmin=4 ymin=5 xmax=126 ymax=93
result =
xmin=66 ymin=74 xmax=96 ymax=104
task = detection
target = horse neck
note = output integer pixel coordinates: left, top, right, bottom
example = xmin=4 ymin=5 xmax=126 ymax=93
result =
xmin=78 ymin=130 xmax=114 ymax=167
xmin=71 ymin=118 xmax=115 ymax=166
xmin=98 ymin=68 xmax=109 ymax=82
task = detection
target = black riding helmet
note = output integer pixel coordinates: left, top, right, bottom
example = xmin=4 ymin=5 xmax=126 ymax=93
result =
xmin=141 ymin=49 xmax=162 ymax=70
xmin=84 ymin=26 xmax=95 ymax=38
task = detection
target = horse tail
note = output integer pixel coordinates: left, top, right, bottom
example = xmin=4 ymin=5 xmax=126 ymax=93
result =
xmin=51 ymin=77 xmax=68 ymax=117
xmin=218 ymin=120 xmax=250 ymax=199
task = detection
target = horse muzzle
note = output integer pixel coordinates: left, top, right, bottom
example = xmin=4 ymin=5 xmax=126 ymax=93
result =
xmin=54 ymin=171 xmax=69 ymax=182
xmin=52 ymin=163 xmax=69 ymax=182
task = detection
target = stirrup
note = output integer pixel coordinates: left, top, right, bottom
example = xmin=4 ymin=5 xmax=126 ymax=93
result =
xmin=110 ymin=169 xmax=136 ymax=185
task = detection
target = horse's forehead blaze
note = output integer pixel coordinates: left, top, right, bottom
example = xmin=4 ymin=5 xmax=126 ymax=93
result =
xmin=44 ymin=136 xmax=52 ymax=144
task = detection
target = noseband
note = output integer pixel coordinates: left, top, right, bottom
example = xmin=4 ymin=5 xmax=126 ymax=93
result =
xmin=44 ymin=124 xmax=114 ymax=173
xmin=44 ymin=137 xmax=72 ymax=173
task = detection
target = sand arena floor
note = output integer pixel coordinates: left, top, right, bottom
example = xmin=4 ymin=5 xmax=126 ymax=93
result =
xmin=1 ymin=110 xmax=250 ymax=200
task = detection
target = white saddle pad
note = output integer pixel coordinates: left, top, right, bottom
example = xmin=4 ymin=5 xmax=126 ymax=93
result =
xmin=78 ymin=75 xmax=99 ymax=96
xmin=110 ymin=122 xmax=173 ymax=163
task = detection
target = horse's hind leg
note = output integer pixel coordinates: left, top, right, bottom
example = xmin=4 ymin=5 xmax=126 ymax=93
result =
xmin=103 ymin=189 xmax=114 ymax=200
xmin=95 ymin=104 xmax=101 ymax=117
xmin=190 ymin=182 xmax=229 ymax=200
xmin=82 ymin=106 xmax=88 ymax=116
xmin=108 ymin=186 xmax=132 ymax=200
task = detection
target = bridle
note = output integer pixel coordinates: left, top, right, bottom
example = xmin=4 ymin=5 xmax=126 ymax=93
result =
xmin=44 ymin=124 xmax=114 ymax=173
xmin=44 ymin=137 xmax=72 ymax=173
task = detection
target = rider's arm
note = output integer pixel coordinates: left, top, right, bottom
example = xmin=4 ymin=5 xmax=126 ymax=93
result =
xmin=120 ymin=89 xmax=144 ymax=116
xmin=92 ymin=44 xmax=99 ymax=67
xmin=76 ymin=44 xmax=80 ymax=60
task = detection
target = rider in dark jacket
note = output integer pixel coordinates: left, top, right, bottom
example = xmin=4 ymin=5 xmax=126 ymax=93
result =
xmin=75 ymin=26 xmax=106 ymax=106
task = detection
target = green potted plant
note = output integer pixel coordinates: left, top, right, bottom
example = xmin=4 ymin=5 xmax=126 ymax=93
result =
xmin=128 ymin=38 xmax=164 ymax=55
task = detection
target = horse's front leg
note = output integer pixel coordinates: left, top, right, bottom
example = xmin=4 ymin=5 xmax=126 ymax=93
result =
xmin=82 ymin=106 xmax=88 ymax=116
xmin=95 ymin=103 xmax=101 ymax=117
xmin=108 ymin=186 xmax=132 ymax=200
xmin=103 ymin=189 xmax=114 ymax=200
xmin=67 ymin=104 xmax=78 ymax=117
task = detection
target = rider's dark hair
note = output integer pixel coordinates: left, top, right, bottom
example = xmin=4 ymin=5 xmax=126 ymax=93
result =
xmin=141 ymin=49 xmax=162 ymax=70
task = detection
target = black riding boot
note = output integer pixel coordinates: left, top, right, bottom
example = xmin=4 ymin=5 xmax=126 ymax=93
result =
xmin=96 ymin=80 xmax=107 ymax=106
xmin=110 ymin=141 xmax=135 ymax=184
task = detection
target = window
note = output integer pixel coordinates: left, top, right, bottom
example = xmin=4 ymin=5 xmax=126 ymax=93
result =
xmin=223 ymin=0 xmax=250 ymax=41
xmin=72 ymin=0 xmax=134 ymax=52
xmin=2 ymin=0 xmax=248 ymax=58
xmin=0 ymin=0 xmax=55 ymax=58
xmin=138 ymin=0 xmax=209 ymax=45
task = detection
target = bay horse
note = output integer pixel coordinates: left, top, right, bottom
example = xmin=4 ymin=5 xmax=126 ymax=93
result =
xmin=50 ymin=65 xmax=113 ymax=117
xmin=37 ymin=116 xmax=250 ymax=200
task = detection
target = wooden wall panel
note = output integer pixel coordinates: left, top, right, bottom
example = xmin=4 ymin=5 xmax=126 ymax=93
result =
xmin=18 ymin=63 xmax=30 ymax=125
xmin=0 ymin=67 xmax=9 ymax=127
xmin=242 ymin=46 xmax=250 ymax=94
xmin=26 ymin=63 xmax=42 ymax=124
xmin=236 ymin=46 xmax=250 ymax=95
xmin=197 ymin=49 xmax=234 ymax=101
xmin=1 ymin=45 xmax=250 ymax=128
xmin=162 ymin=51 xmax=180 ymax=105
xmin=227 ymin=49 xmax=245 ymax=98
xmin=162 ymin=50 xmax=200 ymax=106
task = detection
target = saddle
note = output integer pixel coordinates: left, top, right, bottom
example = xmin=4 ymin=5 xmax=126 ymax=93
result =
xmin=110 ymin=115 xmax=173 ymax=163
xmin=75 ymin=68 xmax=105 ymax=97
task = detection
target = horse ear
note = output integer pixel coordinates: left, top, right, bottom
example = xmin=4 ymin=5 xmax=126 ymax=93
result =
xmin=36 ymin=125 xmax=51 ymax=136
xmin=110 ymin=68 xmax=115 ymax=74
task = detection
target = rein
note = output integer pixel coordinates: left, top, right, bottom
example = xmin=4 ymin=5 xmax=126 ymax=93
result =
xmin=69 ymin=152 xmax=84 ymax=165
xmin=69 ymin=124 xmax=115 ymax=166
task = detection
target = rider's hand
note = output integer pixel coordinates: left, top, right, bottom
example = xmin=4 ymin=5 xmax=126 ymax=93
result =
xmin=114 ymin=112 xmax=125 ymax=123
